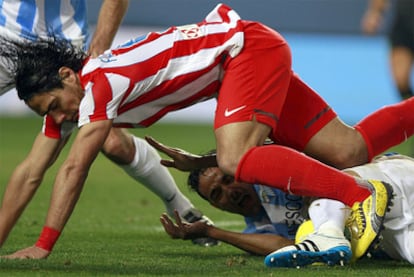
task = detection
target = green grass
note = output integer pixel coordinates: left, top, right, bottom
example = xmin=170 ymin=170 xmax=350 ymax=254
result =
xmin=0 ymin=116 xmax=413 ymax=276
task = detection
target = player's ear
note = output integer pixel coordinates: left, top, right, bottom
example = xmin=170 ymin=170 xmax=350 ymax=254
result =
xmin=58 ymin=66 xmax=76 ymax=84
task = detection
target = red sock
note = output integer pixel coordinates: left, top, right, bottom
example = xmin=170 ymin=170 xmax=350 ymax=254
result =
xmin=355 ymin=97 xmax=414 ymax=160
xmin=235 ymin=145 xmax=370 ymax=207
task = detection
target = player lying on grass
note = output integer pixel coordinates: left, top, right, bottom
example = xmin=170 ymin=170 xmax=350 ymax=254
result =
xmin=160 ymin=153 xmax=414 ymax=267
xmin=0 ymin=3 xmax=411 ymax=259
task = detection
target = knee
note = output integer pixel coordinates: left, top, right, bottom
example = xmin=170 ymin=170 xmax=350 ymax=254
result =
xmin=101 ymin=129 xmax=135 ymax=164
xmin=308 ymin=123 xmax=370 ymax=169
xmin=216 ymin=153 xmax=240 ymax=176
xmin=327 ymin=151 xmax=354 ymax=169
xmin=327 ymin=148 xmax=366 ymax=169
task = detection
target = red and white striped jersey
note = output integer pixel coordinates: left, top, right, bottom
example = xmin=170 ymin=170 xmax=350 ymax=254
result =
xmin=43 ymin=3 xmax=244 ymax=139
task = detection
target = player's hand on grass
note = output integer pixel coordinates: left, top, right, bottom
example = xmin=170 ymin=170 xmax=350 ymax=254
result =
xmin=1 ymin=245 xmax=50 ymax=259
xmin=160 ymin=210 xmax=210 ymax=240
xmin=145 ymin=136 xmax=203 ymax=171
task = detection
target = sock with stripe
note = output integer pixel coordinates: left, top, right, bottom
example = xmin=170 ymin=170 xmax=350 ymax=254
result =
xmin=354 ymin=97 xmax=414 ymax=160
xmin=235 ymin=145 xmax=370 ymax=207
xmin=118 ymin=136 xmax=194 ymax=216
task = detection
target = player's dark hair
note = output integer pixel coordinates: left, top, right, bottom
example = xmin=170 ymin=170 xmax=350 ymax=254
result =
xmin=0 ymin=35 xmax=87 ymax=101
xmin=187 ymin=150 xmax=217 ymax=200
xmin=188 ymin=168 xmax=209 ymax=200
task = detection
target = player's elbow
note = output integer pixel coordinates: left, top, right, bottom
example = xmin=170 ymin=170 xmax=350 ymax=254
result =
xmin=216 ymin=154 xmax=239 ymax=176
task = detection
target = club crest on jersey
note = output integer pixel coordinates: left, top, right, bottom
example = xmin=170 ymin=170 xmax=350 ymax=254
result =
xmin=259 ymin=186 xmax=276 ymax=203
xmin=99 ymin=52 xmax=117 ymax=63
xmin=177 ymin=24 xmax=203 ymax=39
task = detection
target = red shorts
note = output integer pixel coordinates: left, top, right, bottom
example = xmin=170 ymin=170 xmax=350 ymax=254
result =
xmin=215 ymin=21 xmax=336 ymax=151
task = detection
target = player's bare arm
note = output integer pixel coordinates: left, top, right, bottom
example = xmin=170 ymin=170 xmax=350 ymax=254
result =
xmin=88 ymin=0 xmax=129 ymax=57
xmin=3 ymin=120 xmax=112 ymax=259
xmin=145 ymin=136 xmax=217 ymax=171
xmin=361 ymin=0 xmax=388 ymax=34
xmin=161 ymin=211 xmax=293 ymax=256
xmin=0 ymin=133 xmax=65 ymax=248
xmin=44 ymin=120 xmax=112 ymax=231
xmin=160 ymin=210 xmax=210 ymax=240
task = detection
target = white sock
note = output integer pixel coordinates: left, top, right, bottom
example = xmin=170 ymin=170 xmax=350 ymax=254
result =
xmin=118 ymin=136 xmax=194 ymax=216
xmin=308 ymin=199 xmax=350 ymax=237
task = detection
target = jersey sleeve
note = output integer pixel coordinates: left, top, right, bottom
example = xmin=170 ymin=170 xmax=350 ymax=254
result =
xmin=243 ymin=213 xmax=277 ymax=234
xmin=78 ymin=71 xmax=130 ymax=127
xmin=203 ymin=3 xmax=244 ymax=58
xmin=42 ymin=115 xmax=76 ymax=139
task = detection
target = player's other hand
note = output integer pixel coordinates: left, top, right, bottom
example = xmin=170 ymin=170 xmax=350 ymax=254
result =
xmin=145 ymin=136 xmax=202 ymax=171
xmin=160 ymin=210 xmax=210 ymax=240
xmin=1 ymin=245 xmax=50 ymax=259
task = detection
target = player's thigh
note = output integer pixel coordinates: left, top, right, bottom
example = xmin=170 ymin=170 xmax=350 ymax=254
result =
xmin=304 ymin=118 xmax=367 ymax=169
xmin=215 ymin=21 xmax=292 ymax=132
xmin=274 ymin=74 xmax=336 ymax=151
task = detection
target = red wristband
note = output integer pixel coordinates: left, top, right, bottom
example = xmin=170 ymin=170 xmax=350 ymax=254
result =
xmin=35 ymin=226 xmax=61 ymax=251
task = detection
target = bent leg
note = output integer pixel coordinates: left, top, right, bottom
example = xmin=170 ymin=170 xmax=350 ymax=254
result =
xmin=101 ymin=128 xmax=194 ymax=216
xmin=118 ymin=135 xmax=195 ymax=216
xmin=304 ymin=98 xmax=414 ymax=168
xmin=215 ymin=120 xmax=371 ymax=207
xmin=304 ymin=117 xmax=368 ymax=169
xmin=235 ymin=144 xmax=370 ymax=207
xmin=274 ymin=73 xmax=368 ymax=169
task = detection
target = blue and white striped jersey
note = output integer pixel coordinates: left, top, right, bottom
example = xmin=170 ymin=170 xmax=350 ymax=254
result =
xmin=243 ymin=185 xmax=307 ymax=240
xmin=0 ymin=0 xmax=88 ymax=47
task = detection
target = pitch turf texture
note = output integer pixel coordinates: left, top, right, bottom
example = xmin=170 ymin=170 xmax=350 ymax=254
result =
xmin=0 ymin=116 xmax=413 ymax=276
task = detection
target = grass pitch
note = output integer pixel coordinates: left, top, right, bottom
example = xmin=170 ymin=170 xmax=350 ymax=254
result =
xmin=0 ymin=116 xmax=413 ymax=276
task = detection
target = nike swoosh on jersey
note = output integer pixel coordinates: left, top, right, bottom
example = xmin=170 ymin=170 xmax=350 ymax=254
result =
xmin=224 ymin=105 xmax=246 ymax=117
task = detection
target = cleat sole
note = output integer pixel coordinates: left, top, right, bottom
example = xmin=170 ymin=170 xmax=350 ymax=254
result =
xmin=264 ymin=246 xmax=351 ymax=268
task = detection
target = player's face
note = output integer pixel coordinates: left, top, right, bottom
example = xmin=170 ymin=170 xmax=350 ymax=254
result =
xmin=26 ymin=68 xmax=83 ymax=124
xmin=198 ymin=167 xmax=262 ymax=216
xmin=26 ymin=87 xmax=82 ymax=124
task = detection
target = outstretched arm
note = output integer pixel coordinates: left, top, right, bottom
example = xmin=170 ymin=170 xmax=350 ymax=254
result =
xmin=0 ymin=132 xmax=67 ymax=249
xmin=145 ymin=136 xmax=218 ymax=171
xmin=2 ymin=120 xmax=112 ymax=259
xmin=88 ymin=0 xmax=129 ymax=57
xmin=161 ymin=211 xmax=293 ymax=256
xmin=361 ymin=0 xmax=389 ymax=34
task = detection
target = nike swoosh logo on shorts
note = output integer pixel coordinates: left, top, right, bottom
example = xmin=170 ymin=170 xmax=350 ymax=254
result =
xmin=224 ymin=105 xmax=246 ymax=117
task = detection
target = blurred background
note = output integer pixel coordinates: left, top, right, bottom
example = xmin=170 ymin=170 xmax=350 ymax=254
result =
xmin=1 ymin=0 xmax=410 ymax=125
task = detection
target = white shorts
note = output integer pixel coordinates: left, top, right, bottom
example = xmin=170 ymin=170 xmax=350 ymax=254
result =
xmin=0 ymin=69 xmax=14 ymax=95
xmin=347 ymin=154 xmax=414 ymax=263
xmin=0 ymin=27 xmax=20 ymax=95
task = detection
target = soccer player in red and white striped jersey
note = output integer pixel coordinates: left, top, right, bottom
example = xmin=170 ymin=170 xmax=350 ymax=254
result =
xmin=1 ymin=3 xmax=413 ymax=259
xmin=42 ymin=3 xmax=245 ymax=136
xmin=0 ymin=0 xmax=218 ymax=259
